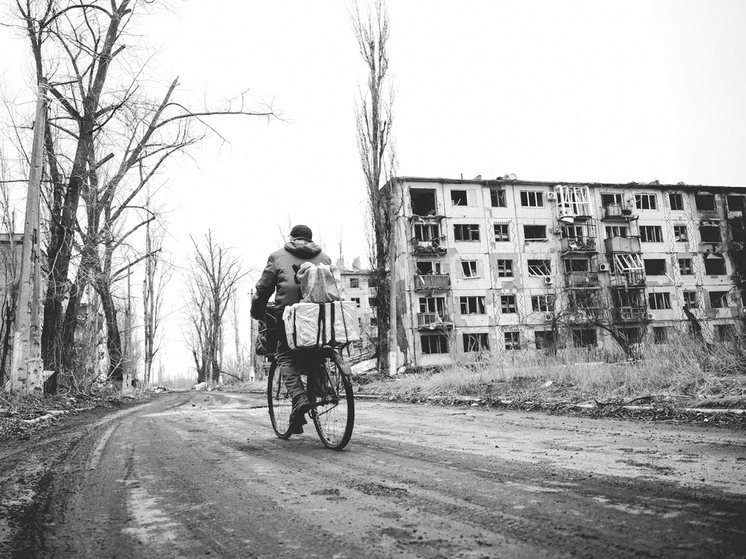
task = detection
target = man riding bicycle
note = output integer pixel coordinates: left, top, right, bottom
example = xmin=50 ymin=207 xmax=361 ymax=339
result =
xmin=250 ymin=225 xmax=332 ymax=434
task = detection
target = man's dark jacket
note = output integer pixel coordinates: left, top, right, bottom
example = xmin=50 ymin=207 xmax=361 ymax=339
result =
xmin=250 ymin=239 xmax=332 ymax=320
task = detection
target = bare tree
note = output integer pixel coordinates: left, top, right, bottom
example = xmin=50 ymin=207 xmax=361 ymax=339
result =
xmin=185 ymin=231 xmax=246 ymax=385
xmin=351 ymin=0 xmax=396 ymax=373
xmin=11 ymin=0 xmax=275 ymax=391
xmin=142 ymin=212 xmax=170 ymax=387
xmin=0 ymin=153 xmax=21 ymax=387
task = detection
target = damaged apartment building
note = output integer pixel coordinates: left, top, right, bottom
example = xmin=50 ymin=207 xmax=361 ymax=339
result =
xmin=384 ymin=176 xmax=745 ymax=368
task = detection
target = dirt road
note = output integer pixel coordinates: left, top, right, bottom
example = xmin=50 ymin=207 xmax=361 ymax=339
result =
xmin=1 ymin=391 xmax=745 ymax=558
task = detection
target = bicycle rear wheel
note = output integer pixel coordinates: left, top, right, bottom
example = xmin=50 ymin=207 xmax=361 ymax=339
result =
xmin=310 ymin=351 xmax=354 ymax=450
xmin=267 ymin=360 xmax=292 ymax=439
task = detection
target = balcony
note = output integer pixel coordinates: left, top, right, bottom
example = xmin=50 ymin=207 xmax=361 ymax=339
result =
xmin=614 ymin=306 xmax=648 ymax=322
xmin=605 ymin=236 xmax=641 ymax=254
xmin=561 ymin=236 xmax=597 ymax=253
xmin=602 ymin=203 xmax=634 ymax=221
xmin=566 ymin=308 xmax=606 ymax=323
xmin=565 ymin=271 xmax=600 ymax=288
xmin=417 ymin=313 xmax=454 ymax=330
xmin=414 ymin=274 xmax=451 ymax=292
xmin=412 ymin=237 xmax=447 ymax=255
xmin=611 ymin=271 xmax=646 ymax=288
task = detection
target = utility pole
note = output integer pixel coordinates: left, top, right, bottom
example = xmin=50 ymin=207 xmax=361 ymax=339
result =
xmin=10 ymin=83 xmax=47 ymax=395
xmin=388 ymin=181 xmax=398 ymax=377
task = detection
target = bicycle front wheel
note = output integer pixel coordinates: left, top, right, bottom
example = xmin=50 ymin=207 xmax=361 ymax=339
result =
xmin=310 ymin=351 xmax=354 ymax=450
xmin=267 ymin=360 xmax=292 ymax=439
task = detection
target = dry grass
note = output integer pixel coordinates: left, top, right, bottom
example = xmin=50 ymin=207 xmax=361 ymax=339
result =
xmin=359 ymin=333 xmax=746 ymax=409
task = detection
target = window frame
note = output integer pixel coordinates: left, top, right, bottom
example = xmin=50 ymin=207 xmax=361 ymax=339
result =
xmin=454 ymin=223 xmax=480 ymax=241
xmin=463 ymin=332 xmax=490 ymax=352
xmin=459 ymin=295 xmax=487 ymax=315
xmin=450 ymin=189 xmax=468 ymax=206
xmin=520 ymin=191 xmax=544 ymax=208
xmin=490 ymin=189 xmax=507 ymax=208
xmin=527 ymin=259 xmax=552 ymax=277
xmin=531 ymin=295 xmax=555 ymax=312
xmin=421 ymin=333 xmax=449 ymax=354
xmin=677 ymin=258 xmax=693 ymax=275
xmin=648 ymin=292 xmax=672 ymax=310
xmin=493 ymin=223 xmax=510 ymax=242
xmin=504 ymin=331 xmax=520 ymax=350
xmin=461 ymin=260 xmax=479 ymax=278
xmin=635 ymin=193 xmax=658 ymax=210
xmin=496 ymin=259 xmax=513 ymax=278
xmin=669 ymin=192 xmax=684 ymax=211
xmin=500 ymin=294 xmax=517 ymax=314
xmin=673 ymin=225 xmax=688 ymax=242
xmin=639 ymin=225 xmax=664 ymax=243
xmin=523 ymin=225 xmax=548 ymax=241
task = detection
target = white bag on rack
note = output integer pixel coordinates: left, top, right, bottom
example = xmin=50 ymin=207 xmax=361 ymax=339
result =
xmin=283 ymin=301 xmax=360 ymax=350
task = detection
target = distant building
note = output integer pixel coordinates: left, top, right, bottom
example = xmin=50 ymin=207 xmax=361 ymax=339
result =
xmin=385 ymin=176 xmax=745 ymax=368
xmin=339 ymin=266 xmax=377 ymax=362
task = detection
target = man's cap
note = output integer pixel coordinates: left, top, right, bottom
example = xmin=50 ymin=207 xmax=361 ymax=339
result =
xmin=290 ymin=224 xmax=313 ymax=240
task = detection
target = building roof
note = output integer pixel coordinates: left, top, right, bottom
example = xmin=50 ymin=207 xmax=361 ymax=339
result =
xmin=387 ymin=176 xmax=746 ymax=194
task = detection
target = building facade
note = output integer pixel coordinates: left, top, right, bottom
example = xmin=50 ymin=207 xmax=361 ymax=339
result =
xmin=388 ymin=177 xmax=745 ymax=368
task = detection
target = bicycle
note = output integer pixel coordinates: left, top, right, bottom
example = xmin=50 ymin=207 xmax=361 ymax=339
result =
xmin=266 ymin=346 xmax=355 ymax=450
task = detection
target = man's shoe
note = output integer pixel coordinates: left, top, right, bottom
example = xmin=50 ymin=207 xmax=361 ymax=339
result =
xmin=289 ymin=401 xmax=311 ymax=435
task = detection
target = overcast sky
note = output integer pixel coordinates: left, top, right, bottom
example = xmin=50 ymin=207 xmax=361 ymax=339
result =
xmin=2 ymin=1 xmax=746 ymax=379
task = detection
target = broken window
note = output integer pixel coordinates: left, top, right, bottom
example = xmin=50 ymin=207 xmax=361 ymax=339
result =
xmin=709 ymin=291 xmax=729 ymax=309
xmin=601 ymin=193 xmax=623 ymax=207
xmin=669 ymin=193 xmax=684 ymax=211
xmin=527 ymin=260 xmax=552 ymax=277
xmin=461 ymin=260 xmax=478 ymax=278
xmin=613 ymin=253 xmax=644 ymax=272
xmin=500 ymin=295 xmax=517 ymax=314
xmin=460 ymin=296 xmax=486 ymax=315
xmin=572 ymin=328 xmax=597 ymax=348
xmin=349 ymin=278 xmax=360 ymax=288
xmin=648 ymin=292 xmax=671 ymax=310
xmin=463 ymin=333 xmax=490 ymax=352
xmin=534 ymin=330 xmax=557 ymax=350
xmin=564 ymin=259 xmax=590 ymax=273
xmin=703 ymin=255 xmax=726 ymax=275
xmin=556 ymin=185 xmax=592 ymax=218
xmin=727 ymin=195 xmax=746 ymax=211
xmin=450 ymin=190 xmax=468 ymax=206
xmin=673 ymin=225 xmax=688 ymax=242
xmin=416 ymin=261 xmax=441 ymax=275
xmin=504 ymin=331 xmax=520 ymax=350
xmin=643 ymin=259 xmax=666 ymax=276
xmin=678 ymin=258 xmax=693 ymax=275
xmin=639 ymin=225 xmax=663 ymax=242
xmin=493 ymin=223 xmax=510 ymax=242
xmin=635 ymin=193 xmax=657 ymax=210
xmin=413 ymin=222 xmax=440 ymax=242
xmin=605 ymin=226 xmax=628 ymax=238
xmin=695 ymin=194 xmax=716 ymax=211
xmin=653 ymin=327 xmax=669 ymax=344
xmin=410 ymin=188 xmax=437 ymax=216
xmin=523 ymin=225 xmax=547 ymax=241
xmin=490 ymin=189 xmax=507 ymax=208
xmin=496 ymin=259 xmax=513 ymax=278
xmin=532 ymin=295 xmax=555 ymax=312
xmin=454 ymin=224 xmax=480 ymax=241
xmin=699 ymin=223 xmax=722 ymax=242
xmin=419 ymin=296 xmax=447 ymax=315
xmin=421 ymin=334 xmax=448 ymax=354
xmin=683 ymin=290 xmax=698 ymax=309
